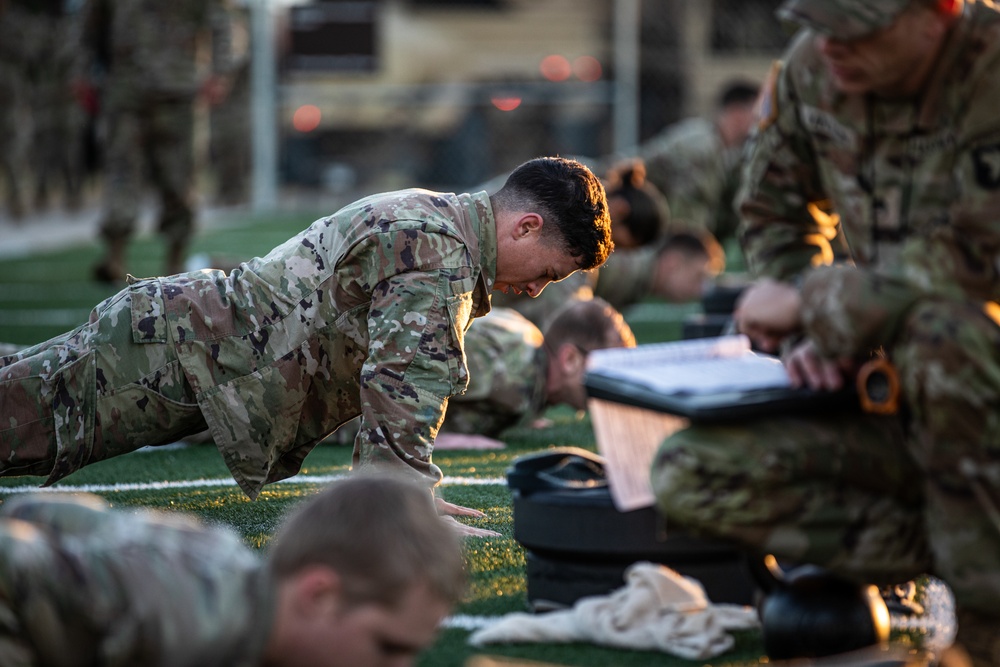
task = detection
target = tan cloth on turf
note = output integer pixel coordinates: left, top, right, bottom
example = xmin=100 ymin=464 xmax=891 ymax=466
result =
xmin=468 ymin=562 xmax=759 ymax=660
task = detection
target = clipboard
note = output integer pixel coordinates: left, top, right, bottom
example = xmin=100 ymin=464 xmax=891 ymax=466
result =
xmin=583 ymin=335 xmax=857 ymax=511
xmin=585 ymin=372 xmax=855 ymax=422
xmin=583 ymin=335 xmax=856 ymax=422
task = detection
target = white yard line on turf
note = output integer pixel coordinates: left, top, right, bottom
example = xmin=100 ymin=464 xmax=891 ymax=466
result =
xmin=441 ymin=615 xmax=502 ymax=631
xmin=0 ymin=474 xmax=507 ymax=494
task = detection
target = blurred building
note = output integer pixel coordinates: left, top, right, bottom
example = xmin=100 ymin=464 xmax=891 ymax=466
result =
xmin=276 ymin=0 xmax=787 ymax=193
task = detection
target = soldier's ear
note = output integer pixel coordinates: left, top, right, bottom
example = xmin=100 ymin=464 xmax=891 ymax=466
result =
xmin=555 ymin=342 xmax=585 ymax=375
xmin=514 ymin=213 xmax=544 ymax=239
xmin=291 ymin=565 xmax=342 ymax=616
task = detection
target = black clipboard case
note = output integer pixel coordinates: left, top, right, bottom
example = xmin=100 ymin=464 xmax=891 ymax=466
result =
xmin=585 ymin=370 xmax=856 ymax=422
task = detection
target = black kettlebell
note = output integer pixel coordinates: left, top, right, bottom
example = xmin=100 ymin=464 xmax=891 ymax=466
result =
xmin=755 ymin=555 xmax=891 ymax=660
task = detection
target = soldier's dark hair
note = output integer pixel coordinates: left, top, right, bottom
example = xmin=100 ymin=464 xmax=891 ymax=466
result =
xmin=491 ymin=157 xmax=613 ymax=270
xmin=717 ymin=79 xmax=761 ymax=109
xmin=544 ymin=296 xmax=636 ymax=353
xmin=658 ymin=228 xmax=726 ymax=275
xmin=605 ymin=159 xmax=670 ymax=248
xmin=267 ymin=470 xmax=466 ymax=607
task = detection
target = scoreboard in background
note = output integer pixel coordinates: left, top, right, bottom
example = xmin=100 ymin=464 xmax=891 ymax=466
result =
xmin=286 ymin=1 xmax=378 ymax=72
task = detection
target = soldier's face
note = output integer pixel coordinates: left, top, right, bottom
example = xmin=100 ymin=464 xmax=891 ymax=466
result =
xmin=273 ymin=578 xmax=451 ymax=667
xmin=656 ymin=251 xmax=711 ymax=303
xmin=816 ymin=5 xmax=949 ymax=97
xmin=494 ymin=228 xmax=582 ymax=299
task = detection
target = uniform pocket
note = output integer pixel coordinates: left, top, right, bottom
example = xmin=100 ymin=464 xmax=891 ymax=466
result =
xmin=129 ymin=279 xmax=168 ymax=344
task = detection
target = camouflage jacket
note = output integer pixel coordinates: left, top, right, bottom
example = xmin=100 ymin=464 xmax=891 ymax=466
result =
xmin=0 ymin=494 xmax=270 ymax=667
xmin=593 ymin=246 xmax=656 ymax=312
xmin=640 ymin=117 xmax=742 ymax=237
xmin=440 ymin=308 xmax=547 ymax=437
xmin=738 ymin=0 xmax=1000 ymax=358
xmin=130 ymin=189 xmax=495 ymax=496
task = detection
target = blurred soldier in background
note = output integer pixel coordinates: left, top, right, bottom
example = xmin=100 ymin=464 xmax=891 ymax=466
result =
xmin=602 ymin=159 xmax=672 ymax=250
xmin=210 ymin=0 xmax=252 ymax=207
xmin=639 ymin=78 xmax=760 ymax=248
xmin=429 ymin=299 xmax=635 ymax=450
xmin=0 ymin=0 xmax=32 ymax=222
xmin=593 ymin=230 xmax=724 ymax=313
xmin=16 ymin=0 xmax=89 ymax=214
xmin=0 ymin=471 xmax=466 ymax=666
xmin=80 ymin=0 xmax=236 ymax=283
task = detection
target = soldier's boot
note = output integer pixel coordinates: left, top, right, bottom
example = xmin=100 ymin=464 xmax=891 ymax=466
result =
xmin=92 ymin=236 xmax=127 ymax=284
xmin=951 ymin=607 xmax=1000 ymax=667
xmin=165 ymin=240 xmax=187 ymax=277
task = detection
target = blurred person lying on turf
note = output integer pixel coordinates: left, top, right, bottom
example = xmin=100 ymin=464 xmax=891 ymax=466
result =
xmin=493 ymin=230 xmax=722 ymax=332
xmin=0 ymin=471 xmax=466 ymax=667
xmin=592 ymin=229 xmax=725 ymax=313
xmin=0 ymin=156 xmax=612 ymax=538
xmin=333 ymin=298 xmax=636 ymax=451
xmin=435 ymin=298 xmax=635 ymax=449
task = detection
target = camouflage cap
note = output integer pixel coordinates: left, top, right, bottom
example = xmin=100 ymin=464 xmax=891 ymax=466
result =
xmin=777 ymin=0 xmax=913 ymax=40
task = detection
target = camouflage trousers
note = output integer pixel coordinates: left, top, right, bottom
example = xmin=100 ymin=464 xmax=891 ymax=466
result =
xmin=99 ymin=96 xmax=197 ymax=245
xmin=651 ymin=299 xmax=1000 ymax=664
xmin=0 ymin=289 xmax=206 ymax=485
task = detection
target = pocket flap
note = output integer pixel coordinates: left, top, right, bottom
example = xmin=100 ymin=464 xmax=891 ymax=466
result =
xmin=129 ymin=279 xmax=168 ymax=344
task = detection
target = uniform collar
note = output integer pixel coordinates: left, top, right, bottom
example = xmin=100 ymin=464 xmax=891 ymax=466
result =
xmin=466 ymin=191 xmax=497 ymax=318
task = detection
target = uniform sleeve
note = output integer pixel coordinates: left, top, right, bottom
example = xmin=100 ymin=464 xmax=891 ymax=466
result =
xmin=737 ymin=56 xmax=836 ymax=280
xmin=355 ymin=263 xmax=476 ymax=485
xmin=799 ymin=266 xmax=923 ymax=358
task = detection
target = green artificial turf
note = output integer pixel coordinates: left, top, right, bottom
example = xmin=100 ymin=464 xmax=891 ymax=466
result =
xmin=0 ymin=210 xmax=794 ymax=667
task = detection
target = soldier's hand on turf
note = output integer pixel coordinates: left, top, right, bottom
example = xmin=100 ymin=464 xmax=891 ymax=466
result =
xmin=435 ymin=497 xmax=502 ymax=538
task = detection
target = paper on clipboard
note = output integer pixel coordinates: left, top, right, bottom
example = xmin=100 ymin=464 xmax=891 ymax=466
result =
xmin=588 ymin=398 xmax=688 ymax=512
xmin=584 ymin=335 xmax=793 ymax=512
xmin=585 ymin=334 xmax=792 ymax=395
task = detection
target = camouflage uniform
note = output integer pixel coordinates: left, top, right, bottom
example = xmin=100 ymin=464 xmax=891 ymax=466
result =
xmin=439 ymin=308 xmax=547 ymax=437
xmin=651 ymin=1 xmax=1000 ymax=661
xmin=323 ymin=307 xmax=546 ymax=443
xmin=0 ymin=189 xmax=496 ymax=497
xmin=592 ymin=245 xmax=657 ymax=312
xmin=0 ymin=493 xmax=270 ymax=666
xmin=639 ymin=117 xmax=742 ymax=241
xmin=81 ymin=0 xmax=233 ymax=248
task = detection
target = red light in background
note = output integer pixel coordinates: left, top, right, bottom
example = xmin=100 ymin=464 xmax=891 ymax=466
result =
xmin=491 ymin=96 xmax=522 ymax=111
xmin=293 ymin=104 xmax=322 ymax=132
xmin=539 ymin=55 xmax=571 ymax=82
xmin=573 ymin=55 xmax=602 ymax=82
